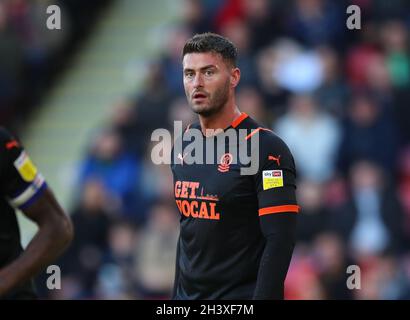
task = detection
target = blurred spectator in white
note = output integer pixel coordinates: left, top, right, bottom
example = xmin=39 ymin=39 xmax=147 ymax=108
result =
xmin=134 ymin=202 xmax=179 ymax=299
xmin=274 ymin=48 xmax=324 ymax=94
xmin=255 ymin=43 xmax=291 ymax=114
xmin=274 ymin=94 xmax=341 ymax=182
xmin=329 ymin=160 xmax=406 ymax=257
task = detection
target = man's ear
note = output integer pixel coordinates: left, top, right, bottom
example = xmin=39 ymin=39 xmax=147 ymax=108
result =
xmin=231 ymin=67 xmax=241 ymax=88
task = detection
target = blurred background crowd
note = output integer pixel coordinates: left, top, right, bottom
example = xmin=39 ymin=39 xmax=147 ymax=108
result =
xmin=2 ymin=0 xmax=410 ymax=299
xmin=0 ymin=0 xmax=113 ymax=129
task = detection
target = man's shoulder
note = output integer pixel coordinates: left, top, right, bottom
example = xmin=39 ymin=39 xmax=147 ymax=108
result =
xmin=259 ymin=129 xmax=290 ymax=152
xmin=0 ymin=127 xmax=13 ymax=143
xmin=241 ymin=117 xmax=290 ymax=153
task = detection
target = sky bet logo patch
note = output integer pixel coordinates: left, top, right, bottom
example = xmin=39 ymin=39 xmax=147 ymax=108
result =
xmin=262 ymin=170 xmax=283 ymax=190
xmin=14 ymin=151 xmax=38 ymax=182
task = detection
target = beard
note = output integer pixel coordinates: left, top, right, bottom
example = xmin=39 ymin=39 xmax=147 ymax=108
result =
xmin=187 ymin=80 xmax=230 ymax=117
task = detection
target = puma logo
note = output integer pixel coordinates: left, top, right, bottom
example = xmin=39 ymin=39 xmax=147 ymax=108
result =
xmin=268 ymin=155 xmax=281 ymax=166
xmin=6 ymin=140 xmax=19 ymax=150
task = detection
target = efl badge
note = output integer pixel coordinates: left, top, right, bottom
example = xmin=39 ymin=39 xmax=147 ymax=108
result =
xmin=14 ymin=151 xmax=38 ymax=182
xmin=218 ymin=153 xmax=233 ymax=173
xmin=262 ymin=170 xmax=283 ymax=190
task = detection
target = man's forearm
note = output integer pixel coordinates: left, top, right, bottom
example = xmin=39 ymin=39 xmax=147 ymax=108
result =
xmin=253 ymin=233 xmax=295 ymax=299
xmin=0 ymin=217 xmax=72 ymax=297
xmin=172 ymin=237 xmax=181 ymax=299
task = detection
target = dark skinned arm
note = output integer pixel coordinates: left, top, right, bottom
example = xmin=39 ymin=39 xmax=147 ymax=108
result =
xmin=0 ymin=188 xmax=73 ymax=297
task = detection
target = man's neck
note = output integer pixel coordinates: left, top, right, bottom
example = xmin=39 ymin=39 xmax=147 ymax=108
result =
xmin=199 ymin=104 xmax=241 ymax=137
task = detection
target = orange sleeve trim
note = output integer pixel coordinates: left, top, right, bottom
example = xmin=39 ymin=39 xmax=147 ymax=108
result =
xmin=259 ymin=205 xmax=300 ymax=216
xmin=245 ymin=127 xmax=273 ymax=140
xmin=232 ymin=112 xmax=249 ymax=128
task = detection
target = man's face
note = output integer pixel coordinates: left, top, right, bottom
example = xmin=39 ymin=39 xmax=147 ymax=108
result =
xmin=183 ymin=52 xmax=236 ymax=116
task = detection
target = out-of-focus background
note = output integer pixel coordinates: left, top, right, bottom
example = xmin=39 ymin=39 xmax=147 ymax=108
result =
xmin=1 ymin=0 xmax=410 ymax=299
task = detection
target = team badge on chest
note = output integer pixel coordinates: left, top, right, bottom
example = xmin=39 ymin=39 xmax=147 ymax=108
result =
xmin=218 ymin=153 xmax=233 ymax=173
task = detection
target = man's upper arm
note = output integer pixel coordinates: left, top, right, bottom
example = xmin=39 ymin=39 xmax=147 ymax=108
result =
xmin=0 ymin=129 xmax=48 ymax=213
xmin=253 ymin=132 xmax=299 ymax=236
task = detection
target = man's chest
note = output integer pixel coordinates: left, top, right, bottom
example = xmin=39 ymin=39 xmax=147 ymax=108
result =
xmin=171 ymin=160 xmax=257 ymax=222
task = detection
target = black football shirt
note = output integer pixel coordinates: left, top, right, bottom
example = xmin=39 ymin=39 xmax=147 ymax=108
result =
xmin=171 ymin=113 xmax=299 ymax=299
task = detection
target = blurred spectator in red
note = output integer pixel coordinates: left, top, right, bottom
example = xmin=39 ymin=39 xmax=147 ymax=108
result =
xmin=345 ymin=22 xmax=380 ymax=89
xmin=398 ymin=147 xmax=410 ymax=241
xmin=285 ymin=250 xmax=325 ymax=299
xmin=213 ymin=0 xmax=244 ymax=32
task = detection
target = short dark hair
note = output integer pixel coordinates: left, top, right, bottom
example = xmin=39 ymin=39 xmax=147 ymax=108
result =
xmin=182 ymin=32 xmax=238 ymax=67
